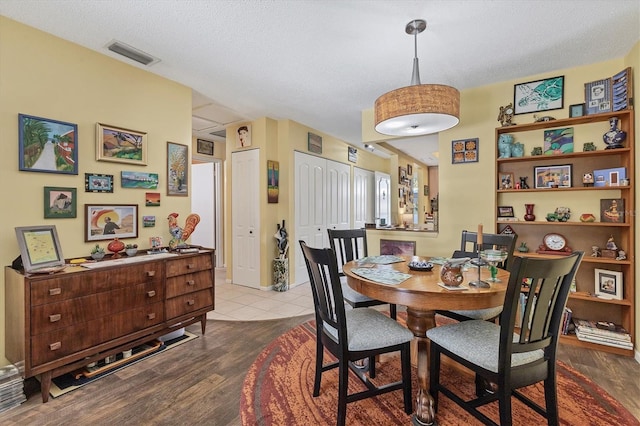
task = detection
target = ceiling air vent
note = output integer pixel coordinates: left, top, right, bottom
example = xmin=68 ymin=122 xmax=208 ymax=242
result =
xmin=210 ymin=129 xmax=227 ymax=138
xmin=106 ymin=40 xmax=160 ymax=66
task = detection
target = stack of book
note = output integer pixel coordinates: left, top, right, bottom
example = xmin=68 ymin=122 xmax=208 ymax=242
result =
xmin=560 ymin=307 xmax=573 ymax=335
xmin=573 ymin=318 xmax=633 ymax=350
xmin=0 ymin=364 xmax=26 ymax=413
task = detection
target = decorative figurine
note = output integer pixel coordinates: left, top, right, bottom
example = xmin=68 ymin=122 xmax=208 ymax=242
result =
xmin=580 ymin=213 xmax=596 ymax=222
xmin=591 ymin=246 xmax=601 ymax=257
xmin=517 ymin=242 xmax=529 ymax=253
xmin=498 ymin=134 xmax=514 ymax=158
xmin=498 ymin=103 xmax=515 ymax=126
xmin=511 ymin=142 xmax=525 ymax=157
xmin=545 ymin=207 xmax=571 ymax=222
xmin=601 ymin=235 xmax=619 ymax=259
xmin=582 ymin=172 xmax=594 ymax=187
xmin=606 ymin=235 xmax=617 ymax=250
xmin=533 ymin=114 xmax=556 ymax=122
xmin=603 ymin=116 xmax=627 ymax=149
xmin=583 ymin=142 xmax=597 ymax=151
xmin=616 ymin=250 xmax=627 ymax=261
xmin=167 ymin=212 xmax=201 ymax=249
xmin=531 ymin=146 xmax=543 ymax=156
xmin=519 ymin=176 xmax=530 ymax=189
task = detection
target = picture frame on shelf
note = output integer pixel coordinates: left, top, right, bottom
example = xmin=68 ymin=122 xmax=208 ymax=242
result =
xmin=85 ymin=173 xmax=114 ymax=193
xmin=498 ymin=172 xmax=514 ymax=189
xmin=44 ymin=187 xmax=77 ymax=219
xmin=85 ymin=204 xmax=138 ymax=242
xmin=19 ymin=113 xmax=78 ymax=175
xmin=585 ymin=78 xmax=612 ymax=115
xmin=543 ymin=127 xmax=573 ymax=155
xmin=497 ymin=205 xmax=515 ymax=218
xmin=513 ymin=75 xmax=564 ymax=115
xmin=196 ymin=138 xmax=214 ymax=155
xmin=96 ymin=123 xmax=147 ymax=165
xmin=452 ymin=138 xmax=479 ymax=164
xmin=593 ymin=167 xmax=626 ymax=187
xmin=569 ymin=103 xmax=585 ymax=118
xmin=594 ymin=268 xmax=623 ymax=300
xmin=167 ymin=142 xmax=189 ymax=196
xmin=14 ymin=225 xmax=65 ymax=273
xmin=534 ymin=164 xmax=572 ymax=189
xmin=600 ymin=198 xmax=624 ymax=223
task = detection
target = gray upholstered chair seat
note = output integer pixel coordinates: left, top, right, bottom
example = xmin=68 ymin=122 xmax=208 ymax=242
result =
xmin=324 ymin=308 xmax=413 ymax=351
xmin=447 ymin=306 xmax=503 ymax=321
xmin=340 ymin=276 xmax=376 ymax=304
xmin=426 ymin=320 xmax=544 ymax=373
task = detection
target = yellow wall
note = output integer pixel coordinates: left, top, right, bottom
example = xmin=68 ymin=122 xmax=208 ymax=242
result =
xmin=0 ymin=18 xmax=192 ymax=365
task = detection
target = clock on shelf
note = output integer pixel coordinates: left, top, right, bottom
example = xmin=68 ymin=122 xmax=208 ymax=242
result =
xmin=536 ymin=233 xmax=573 ymax=256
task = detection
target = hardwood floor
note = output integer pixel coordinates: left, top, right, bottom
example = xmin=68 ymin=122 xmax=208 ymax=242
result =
xmin=0 ymin=316 xmax=638 ymax=425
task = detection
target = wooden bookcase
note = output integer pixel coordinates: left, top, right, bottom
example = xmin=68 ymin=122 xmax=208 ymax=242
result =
xmin=495 ymin=109 xmax=635 ymax=356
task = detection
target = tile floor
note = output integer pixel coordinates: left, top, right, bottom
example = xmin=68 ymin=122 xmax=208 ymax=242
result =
xmin=207 ymin=268 xmax=316 ymax=321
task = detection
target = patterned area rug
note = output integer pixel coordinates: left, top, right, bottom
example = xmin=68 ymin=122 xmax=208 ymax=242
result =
xmin=240 ymin=320 xmax=639 ymax=425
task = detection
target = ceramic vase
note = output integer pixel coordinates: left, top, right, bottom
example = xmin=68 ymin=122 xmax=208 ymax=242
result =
xmin=108 ymin=238 xmax=125 ymax=259
xmin=524 ymin=204 xmax=536 ymax=221
xmin=603 ymin=117 xmax=626 ymax=149
xmin=273 ymin=258 xmax=289 ymax=292
xmin=511 ymin=142 xmax=525 ymax=157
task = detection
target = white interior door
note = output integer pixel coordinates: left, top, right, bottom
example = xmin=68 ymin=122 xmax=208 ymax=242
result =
xmin=326 ymin=159 xmax=351 ymax=233
xmin=232 ymin=149 xmax=260 ymax=288
xmin=353 ymin=167 xmax=374 ymax=229
xmin=191 ymin=163 xmax=215 ymax=249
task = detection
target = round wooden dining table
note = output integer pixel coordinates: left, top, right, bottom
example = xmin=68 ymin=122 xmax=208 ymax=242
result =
xmin=343 ymin=256 xmax=509 ymax=426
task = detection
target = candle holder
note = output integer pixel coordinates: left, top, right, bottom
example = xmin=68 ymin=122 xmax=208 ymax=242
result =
xmin=469 ymin=245 xmax=490 ymax=288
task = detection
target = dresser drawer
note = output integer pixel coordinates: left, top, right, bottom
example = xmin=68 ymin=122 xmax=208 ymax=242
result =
xmin=166 ymin=270 xmax=213 ymax=299
xmin=165 ymin=289 xmax=213 ymax=320
xmin=30 ymin=302 xmax=164 ymax=366
xmin=166 ymin=254 xmax=213 ymax=278
xmin=30 ymin=262 xmax=164 ymax=306
xmin=30 ymin=282 xmax=164 ymax=336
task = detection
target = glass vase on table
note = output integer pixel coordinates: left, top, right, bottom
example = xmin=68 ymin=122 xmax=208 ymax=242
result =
xmin=480 ymin=249 xmax=508 ymax=283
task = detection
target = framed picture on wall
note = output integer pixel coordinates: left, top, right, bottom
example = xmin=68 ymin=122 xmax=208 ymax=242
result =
xmin=96 ymin=123 xmax=147 ymax=165
xmin=84 ymin=204 xmax=138 ymax=241
xmin=513 ymin=75 xmax=564 ymax=115
xmin=85 ymin=173 xmax=114 ymax=193
xmin=44 ymin=187 xmax=77 ymax=219
xmin=196 ymin=138 xmax=214 ymax=155
xmin=167 ymin=142 xmax=189 ymax=196
xmin=19 ymin=113 xmax=78 ymax=175
xmin=267 ymin=160 xmax=279 ymax=203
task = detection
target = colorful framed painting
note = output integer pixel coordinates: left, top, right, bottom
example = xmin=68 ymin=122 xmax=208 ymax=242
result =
xmin=19 ymin=113 xmax=78 ymax=175
xmin=44 ymin=187 xmax=77 ymax=218
xmin=167 ymin=142 xmax=189 ymax=196
xmin=267 ymin=160 xmax=279 ymax=203
xmin=593 ymin=167 xmax=626 ymax=187
xmin=143 ymin=215 xmax=156 ymax=227
xmin=451 ymin=138 xmax=479 ymax=164
xmin=513 ymin=76 xmax=564 ymax=115
xmin=308 ymin=132 xmax=322 ymax=154
xmin=196 ymin=138 xmax=214 ymax=155
xmin=543 ymin=127 xmax=573 ymax=155
xmin=85 ymin=173 xmax=114 ymax=193
xmin=236 ymin=125 xmax=252 ymax=148
xmin=600 ymin=198 xmax=624 ymax=223
xmin=85 ymin=204 xmax=138 ymax=242
xmin=594 ymin=268 xmax=623 ymax=300
xmin=380 ymin=239 xmax=416 ymax=256
xmin=96 ymin=123 xmax=147 ymax=165
xmin=121 ymin=171 xmax=159 ymax=189
xmin=146 ymin=192 xmax=160 ymax=206
xmin=534 ymin=164 xmax=572 ymax=188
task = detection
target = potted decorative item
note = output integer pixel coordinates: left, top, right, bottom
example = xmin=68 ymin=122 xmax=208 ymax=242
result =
xmin=125 ymin=243 xmax=138 ymax=256
xmin=91 ymin=244 xmax=105 ymax=261
xmin=107 ymin=237 xmax=125 ymax=259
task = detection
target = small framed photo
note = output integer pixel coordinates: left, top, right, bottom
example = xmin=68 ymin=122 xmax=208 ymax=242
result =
xmin=594 ymin=268 xmax=623 ymax=300
xmin=407 ymin=164 xmax=413 ymax=175
xmin=196 ymin=138 xmax=214 ymax=155
xmin=96 ymin=123 xmax=147 ymax=165
xmin=585 ymin=78 xmax=611 ymax=115
xmin=85 ymin=173 xmax=114 ymax=193
xmin=593 ymin=167 xmax=626 ymax=187
xmin=308 ymin=132 xmax=322 ymax=154
xmin=498 ymin=172 xmax=514 ymax=189
xmin=348 ymin=147 xmax=357 ymax=163
xmin=121 ymin=171 xmax=159 ymax=189
xmin=14 ymin=225 xmax=66 ymax=273
xmin=600 ymin=198 xmax=624 ymax=223
xmin=44 ymin=187 xmax=77 ymax=219
xmin=19 ymin=113 xmax=78 ymax=175
xmin=399 ymin=166 xmax=407 ymax=182
xmin=236 ymin=125 xmax=252 ymax=148
xmin=497 ymin=206 xmax=515 ymax=218
xmin=167 ymin=142 xmax=189 ymax=196
xmin=513 ymin=76 xmax=564 ymax=115
xmin=451 ymin=138 xmax=479 ymax=164
xmin=569 ymin=103 xmax=585 ymax=118
xmin=85 ymin=204 xmax=138 ymax=241
xmin=534 ymin=164 xmax=572 ymax=189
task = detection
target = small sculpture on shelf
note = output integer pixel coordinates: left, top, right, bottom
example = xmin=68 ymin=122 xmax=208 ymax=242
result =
xmin=601 ymin=235 xmax=619 ymax=259
xmin=603 ymin=116 xmax=627 ymax=149
xmin=616 ymin=250 xmax=627 ymax=261
xmin=533 ymin=114 xmax=556 ymax=122
xmin=545 ymin=207 xmax=571 ymax=222
xmin=519 ymin=177 xmax=530 ymax=189
xmin=511 ymin=142 xmax=525 ymax=157
xmin=582 ymin=172 xmax=594 ymax=187
xmin=580 ymin=213 xmax=596 ymax=222
xmin=531 ymin=146 xmax=543 ymax=156
xmin=583 ymin=142 xmax=597 ymax=151
xmin=497 ymin=103 xmax=515 ymax=126
xmin=517 ymin=242 xmax=529 ymax=253
xmin=498 ymin=134 xmax=514 ymax=158
xmin=591 ymin=246 xmax=601 ymax=257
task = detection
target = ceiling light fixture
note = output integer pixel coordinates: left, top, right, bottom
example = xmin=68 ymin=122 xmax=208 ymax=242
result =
xmin=374 ymin=19 xmax=460 ymax=136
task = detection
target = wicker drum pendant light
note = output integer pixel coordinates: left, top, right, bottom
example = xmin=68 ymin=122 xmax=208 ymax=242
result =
xmin=374 ymin=19 xmax=460 ymax=136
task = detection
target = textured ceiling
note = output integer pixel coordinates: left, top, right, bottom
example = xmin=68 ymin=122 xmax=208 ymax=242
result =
xmin=1 ymin=0 xmax=639 ymax=165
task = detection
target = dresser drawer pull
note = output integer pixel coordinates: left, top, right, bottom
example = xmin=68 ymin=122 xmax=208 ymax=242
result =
xmin=147 ymin=290 xmax=156 ymax=297
xmin=187 ymin=263 xmax=195 ymax=269
xmin=49 ymin=288 xmax=61 ymax=296
xmin=49 ymin=314 xmax=61 ymax=322
xmin=187 ymin=299 xmax=195 ymax=306
xmin=147 ymin=313 xmax=156 ymax=320
xmin=49 ymin=342 xmax=61 ymax=351
xmin=147 ymin=270 xmax=156 ymax=277
xmin=186 ymin=280 xmax=195 ymax=286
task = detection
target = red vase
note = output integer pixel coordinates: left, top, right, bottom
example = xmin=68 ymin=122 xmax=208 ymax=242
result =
xmin=108 ymin=238 xmax=125 ymax=258
xmin=524 ymin=204 xmax=536 ymax=221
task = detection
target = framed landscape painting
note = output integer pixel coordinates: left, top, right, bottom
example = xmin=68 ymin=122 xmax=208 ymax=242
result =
xmin=96 ymin=123 xmax=147 ymax=165
xmin=167 ymin=142 xmax=188 ymax=196
xmin=19 ymin=113 xmax=78 ymax=175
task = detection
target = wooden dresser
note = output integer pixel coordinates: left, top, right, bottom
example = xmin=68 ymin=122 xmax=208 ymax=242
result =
xmin=4 ymin=249 xmax=214 ymax=402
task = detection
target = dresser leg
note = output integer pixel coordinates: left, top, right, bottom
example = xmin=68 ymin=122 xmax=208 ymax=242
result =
xmin=40 ymin=371 xmax=52 ymax=403
xmin=200 ymin=313 xmax=207 ymax=334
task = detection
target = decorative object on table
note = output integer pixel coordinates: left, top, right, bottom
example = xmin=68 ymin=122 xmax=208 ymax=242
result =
xmin=601 ymin=235 xmax=619 ymax=259
xmin=594 ymin=268 xmax=623 ymax=300
xmin=451 ymin=138 xmax=478 ymax=163
xmin=579 ymin=213 xmax=596 ymax=222
xmin=499 ymin=224 xmax=516 ymax=235
xmin=440 ymin=258 xmax=467 ymax=287
xmin=121 ymin=171 xmax=159 ymax=189
xmin=85 ymin=204 xmax=138 ymax=242
xmin=591 ymin=246 xmax=601 ymax=257
xmin=569 ymin=103 xmax=585 ymax=118
xmin=273 ymin=220 xmax=289 ymax=291
xmin=600 ymin=198 xmax=624 ymax=223
xmin=536 ymin=232 xmax=573 ymax=255
xmin=585 ymin=78 xmax=612 ymax=115
xmin=582 ymin=142 xmax=596 ymax=151
xmin=96 ymin=122 xmax=147 ymax=165
xmin=91 ymin=244 xmax=105 ymax=261
xmin=518 ymin=177 xmax=530 ymax=189
xmin=533 ymin=114 xmax=556 ymax=122
xmin=480 ymin=249 xmax=508 ymax=283
xmin=543 ymin=127 xmax=573 ymax=155
xmin=497 ymin=103 xmax=515 ymax=126
xmin=523 ymin=204 xmax=536 ymax=221
xmin=498 ymin=172 xmax=514 ymax=189
xmin=593 ymin=167 xmax=626 ymax=187
xmin=85 ymin=173 xmax=114 ymax=193
xmin=530 ymin=146 xmax=543 ymax=156
xmin=14 ymin=225 xmax=66 ymax=274
xmin=513 ymin=75 xmax=564 ymax=115
xmin=582 ymin=172 xmax=594 ymax=187
xmin=611 ymin=67 xmax=632 ymax=111
xmin=19 ymin=113 xmax=79 ymax=175
xmin=107 ymin=238 xmax=125 ymax=259
xmin=616 ymin=250 xmax=627 ymax=261
xmin=408 ymin=258 xmax=434 ymax=271
xmin=534 ymin=164 xmax=572 ymax=188
xmin=44 ymin=186 xmax=77 ymax=219
xmin=167 ymin=212 xmax=201 ymax=249
xmin=125 ymin=244 xmax=138 ymax=256
xmin=511 ymin=142 xmax=524 ymax=157
xmin=497 ymin=205 xmax=515 ymax=219
xmin=267 ymin=160 xmax=279 ymax=203
xmin=498 ymin=134 xmax=514 ymax=158
xmin=167 ymin=142 xmax=189 ymax=196
xmin=545 ymin=206 xmax=571 ymax=222
xmin=602 ymin=117 xmax=627 ymax=149
xmin=517 ymin=242 xmax=529 ymax=253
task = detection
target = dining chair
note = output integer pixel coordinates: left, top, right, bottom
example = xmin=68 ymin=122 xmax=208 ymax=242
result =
xmin=327 ymin=228 xmax=397 ymax=319
xmin=427 ymin=251 xmax=584 ymax=426
xmin=437 ymin=230 xmax=517 ymax=322
xmin=299 ymin=241 xmax=413 ymax=426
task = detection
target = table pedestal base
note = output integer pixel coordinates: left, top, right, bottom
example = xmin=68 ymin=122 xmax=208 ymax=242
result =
xmin=406 ymin=307 xmax=437 ymax=426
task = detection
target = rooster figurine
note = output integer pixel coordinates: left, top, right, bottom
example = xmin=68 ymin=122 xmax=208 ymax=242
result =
xmin=167 ymin=212 xmax=201 ymax=249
